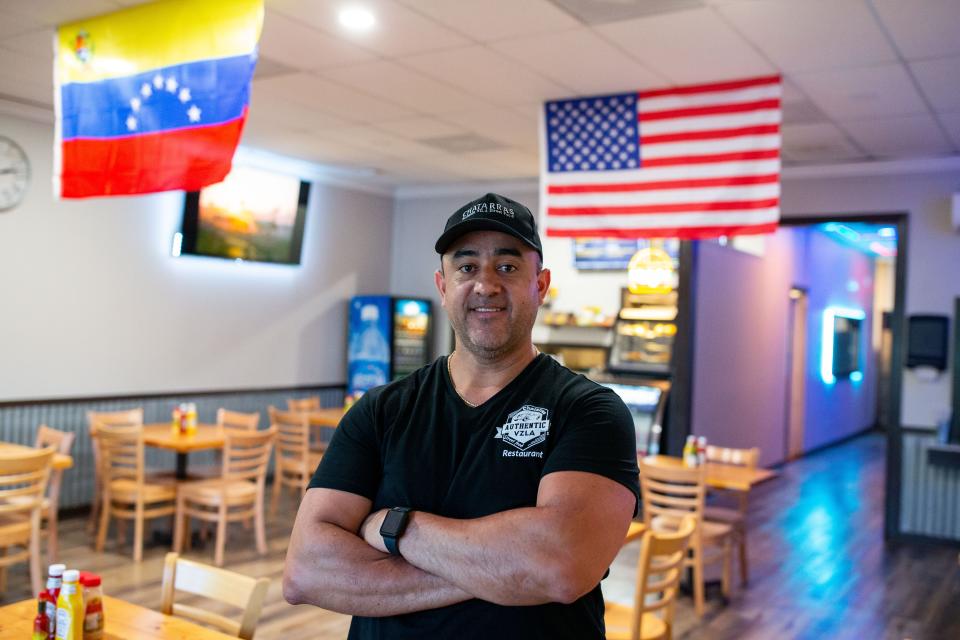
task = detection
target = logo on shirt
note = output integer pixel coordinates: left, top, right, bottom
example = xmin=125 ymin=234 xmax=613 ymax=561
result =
xmin=496 ymin=405 xmax=550 ymax=456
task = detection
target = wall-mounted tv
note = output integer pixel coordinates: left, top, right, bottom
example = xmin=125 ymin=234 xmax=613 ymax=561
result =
xmin=179 ymin=165 xmax=310 ymax=265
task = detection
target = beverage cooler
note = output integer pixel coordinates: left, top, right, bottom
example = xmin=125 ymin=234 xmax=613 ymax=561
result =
xmin=347 ymin=295 xmax=433 ymax=395
xmin=591 ymin=374 xmax=669 ymax=457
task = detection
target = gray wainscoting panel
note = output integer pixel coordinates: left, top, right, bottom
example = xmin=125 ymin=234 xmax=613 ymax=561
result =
xmin=0 ymin=387 xmax=345 ymax=510
xmin=900 ymin=431 xmax=960 ymax=540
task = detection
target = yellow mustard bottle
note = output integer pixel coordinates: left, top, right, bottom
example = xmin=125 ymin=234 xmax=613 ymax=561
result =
xmin=55 ymin=569 xmax=84 ymax=640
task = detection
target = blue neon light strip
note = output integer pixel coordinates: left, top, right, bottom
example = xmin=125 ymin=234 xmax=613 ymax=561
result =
xmin=821 ymin=306 xmax=866 ymax=384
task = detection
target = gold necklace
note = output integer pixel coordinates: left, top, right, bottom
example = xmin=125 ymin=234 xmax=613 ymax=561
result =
xmin=447 ymin=352 xmax=478 ymax=408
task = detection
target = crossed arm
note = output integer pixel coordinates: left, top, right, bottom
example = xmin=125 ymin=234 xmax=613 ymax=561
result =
xmin=282 ymin=470 xmax=634 ymax=616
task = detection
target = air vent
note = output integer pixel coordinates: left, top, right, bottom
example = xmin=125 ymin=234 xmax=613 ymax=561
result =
xmin=417 ymin=134 xmax=506 ymax=153
xmin=548 ymin=0 xmax=705 ymax=25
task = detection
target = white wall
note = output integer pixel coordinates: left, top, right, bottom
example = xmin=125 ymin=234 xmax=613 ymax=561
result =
xmin=0 ymin=113 xmax=394 ymax=401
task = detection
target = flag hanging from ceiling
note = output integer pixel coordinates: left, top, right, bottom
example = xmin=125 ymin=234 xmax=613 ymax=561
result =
xmin=541 ymin=75 xmax=782 ymax=240
xmin=54 ymin=0 xmax=263 ymax=199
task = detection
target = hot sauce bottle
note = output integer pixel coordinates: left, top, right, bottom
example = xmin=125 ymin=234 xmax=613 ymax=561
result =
xmin=33 ymin=599 xmax=51 ymax=640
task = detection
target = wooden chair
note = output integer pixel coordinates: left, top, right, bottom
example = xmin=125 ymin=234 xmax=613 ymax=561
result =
xmin=0 ymin=446 xmax=55 ymax=596
xmin=95 ymin=423 xmax=177 ymax=562
xmin=286 ymin=396 xmax=320 ymax=412
xmin=33 ymin=425 xmax=74 ymax=565
xmin=161 ymin=552 xmax=269 ymax=640
xmin=605 ymin=515 xmax=697 ymax=640
xmin=639 ymin=458 xmax=733 ymax=617
xmin=703 ymin=445 xmax=760 ymax=586
xmin=268 ymin=407 xmax=318 ymax=517
xmin=217 ymin=409 xmax=260 ymax=432
xmin=174 ymin=427 xmax=276 ymax=566
xmin=86 ymin=408 xmax=144 ymax=534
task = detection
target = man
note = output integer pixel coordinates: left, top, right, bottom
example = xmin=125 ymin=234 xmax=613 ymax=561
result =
xmin=284 ymin=193 xmax=640 ymax=639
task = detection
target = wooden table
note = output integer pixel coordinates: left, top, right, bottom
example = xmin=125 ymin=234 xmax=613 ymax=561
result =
xmin=0 ymin=441 xmax=73 ymax=470
xmin=643 ymin=455 xmax=777 ymax=492
xmin=143 ymin=423 xmax=223 ymax=480
xmin=0 ymin=595 xmax=235 ymax=639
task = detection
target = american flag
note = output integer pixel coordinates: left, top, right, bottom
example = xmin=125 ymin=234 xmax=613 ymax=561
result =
xmin=541 ymin=75 xmax=781 ymax=240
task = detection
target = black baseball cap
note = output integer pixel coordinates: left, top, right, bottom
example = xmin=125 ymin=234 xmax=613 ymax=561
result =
xmin=434 ymin=193 xmax=543 ymax=258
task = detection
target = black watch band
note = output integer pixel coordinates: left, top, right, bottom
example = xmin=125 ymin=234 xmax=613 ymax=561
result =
xmin=380 ymin=507 xmax=412 ymax=556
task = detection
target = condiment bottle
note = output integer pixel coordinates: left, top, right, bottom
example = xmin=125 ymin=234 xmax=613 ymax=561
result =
xmin=55 ymin=569 xmax=84 ymax=640
xmin=696 ymin=436 xmax=707 ymax=466
xmin=683 ymin=435 xmax=698 ymax=467
xmin=79 ymin=572 xmax=103 ymax=640
xmin=33 ymin=599 xmax=51 ymax=640
xmin=42 ymin=563 xmax=66 ymax=640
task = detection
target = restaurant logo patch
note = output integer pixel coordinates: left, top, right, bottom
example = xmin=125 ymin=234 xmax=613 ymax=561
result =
xmin=496 ymin=405 xmax=550 ymax=457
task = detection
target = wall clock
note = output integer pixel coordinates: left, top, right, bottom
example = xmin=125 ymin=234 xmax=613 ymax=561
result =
xmin=0 ymin=135 xmax=30 ymax=212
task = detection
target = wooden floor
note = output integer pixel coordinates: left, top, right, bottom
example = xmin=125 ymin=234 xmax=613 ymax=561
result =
xmin=1 ymin=432 xmax=957 ymax=639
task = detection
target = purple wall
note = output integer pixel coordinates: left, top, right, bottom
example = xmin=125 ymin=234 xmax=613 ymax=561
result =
xmin=691 ymin=227 xmax=877 ymax=466
xmin=801 ymin=229 xmax=877 ymax=452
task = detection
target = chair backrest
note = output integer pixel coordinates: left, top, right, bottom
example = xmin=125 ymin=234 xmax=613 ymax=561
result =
xmin=216 ymin=409 xmax=260 ymax=433
xmin=639 ymin=458 xmax=706 ymax=527
xmin=286 ymin=396 xmax=320 ymax=412
xmin=86 ymin=408 xmax=144 ymax=437
xmin=34 ymin=425 xmax=75 ymax=503
xmin=628 ymin=515 xmax=697 ymax=640
xmin=705 ymin=445 xmax=759 ymax=469
xmin=96 ymin=423 xmax=145 ymax=485
xmin=222 ymin=427 xmax=276 ymax=484
xmin=0 ymin=446 xmax=56 ymax=518
xmin=161 ymin=552 xmax=270 ymax=640
xmin=269 ymin=407 xmax=309 ymax=470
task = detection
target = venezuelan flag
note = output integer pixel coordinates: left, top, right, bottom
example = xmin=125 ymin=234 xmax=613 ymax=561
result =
xmin=54 ymin=0 xmax=263 ymax=198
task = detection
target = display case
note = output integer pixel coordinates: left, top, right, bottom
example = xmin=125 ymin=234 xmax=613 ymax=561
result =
xmin=607 ymin=290 xmax=677 ymax=375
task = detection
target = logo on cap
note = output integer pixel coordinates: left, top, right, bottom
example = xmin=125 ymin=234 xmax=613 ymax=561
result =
xmin=462 ymin=201 xmax=516 ymax=221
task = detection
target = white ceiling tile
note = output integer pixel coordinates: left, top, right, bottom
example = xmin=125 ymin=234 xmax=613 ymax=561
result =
xmin=441 ymin=107 xmax=539 ymax=151
xmin=247 ymin=90 xmax=349 ymax=131
xmin=840 ymin=113 xmax=955 ymax=158
xmin=594 ymin=7 xmax=775 ymax=85
xmin=491 ymin=27 xmax=667 ymax=96
xmin=938 ymin=111 xmax=960 ymax=148
xmin=911 ymin=56 xmax=960 ymax=112
xmin=0 ymin=9 xmax=41 ymax=37
xmin=0 ymin=28 xmax=51 ymax=60
xmin=401 ymin=45 xmax=574 ymax=106
xmin=781 ymin=122 xmax=867 ymax=163
xmin=791 ymin=63 xmax=929 ymax=120
xmin=269 ymin=0 xmax=470 ymax=57
xmin=0 ymin=0 xmax=119 ymax=26
xmin=259 ymin=9 xmax=377 ymax=71
xmin=375 ymin=117 xmax=469 ymax=140
xmin=452 ymin=148 xmax=539 ymax=180
xmin=0 ymin=47 xmax=52 ymax=105
xmin=395 ymin=0 xmax=581 ymax=41
xmin=320 ymin=60 xmax=494 ymax=115
xmin=313 ymin=125 xmax=447 ymax=158
xmin=872 ymin=0 xmax=960 ymax=59
xmin=252 ymin=72 xmax=416 ymax=122
xmin=716 ymin=0 xmax=897 ymax=72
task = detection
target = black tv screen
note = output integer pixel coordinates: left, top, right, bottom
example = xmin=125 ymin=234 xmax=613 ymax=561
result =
xmin=179 ymin=165 xmax=310 ymax=265
xmin=832 ymin=316 xmax=862 ymax=379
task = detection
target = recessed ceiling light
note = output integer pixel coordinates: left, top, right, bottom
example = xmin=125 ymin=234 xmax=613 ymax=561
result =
xmin=878 ymin=227 xmax=895 ymax=238
xmin=339 ymin=6 xmax=375 ymax=32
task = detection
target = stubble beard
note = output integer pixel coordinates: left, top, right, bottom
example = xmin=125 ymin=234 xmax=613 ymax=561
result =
xmin=449 ymin=301 xmax=538 ymax=363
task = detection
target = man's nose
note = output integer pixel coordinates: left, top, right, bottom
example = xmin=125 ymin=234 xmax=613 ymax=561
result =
xmin=472 ymin=265 xmax=502 ymax=296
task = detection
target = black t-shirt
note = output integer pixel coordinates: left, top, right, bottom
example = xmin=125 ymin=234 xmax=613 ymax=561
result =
xmin=309 ymin=353 xmax=640 ymax=640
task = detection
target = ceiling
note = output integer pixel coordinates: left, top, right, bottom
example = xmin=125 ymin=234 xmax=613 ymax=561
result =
xmin=1 ymin=0 xmax=959 ymax=192
xmin=815 ymin=221 xmax=897 ymax=258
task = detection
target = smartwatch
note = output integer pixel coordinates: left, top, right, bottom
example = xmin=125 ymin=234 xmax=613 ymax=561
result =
xmin=379 ymin=507 xmax=412 ymax=556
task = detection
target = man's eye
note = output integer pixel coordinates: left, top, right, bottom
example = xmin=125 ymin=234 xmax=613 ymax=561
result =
xmin=457 ymin=264 xmax=475 ymax=273
xmin=498 ymin=264 xmax=517 ymax=273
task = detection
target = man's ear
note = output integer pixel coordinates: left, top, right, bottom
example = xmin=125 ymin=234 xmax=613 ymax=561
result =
xmin=434 ymin=268 xmax=446 ymax=304
xmin=537 ymin=268 xmax=551 ymax=304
